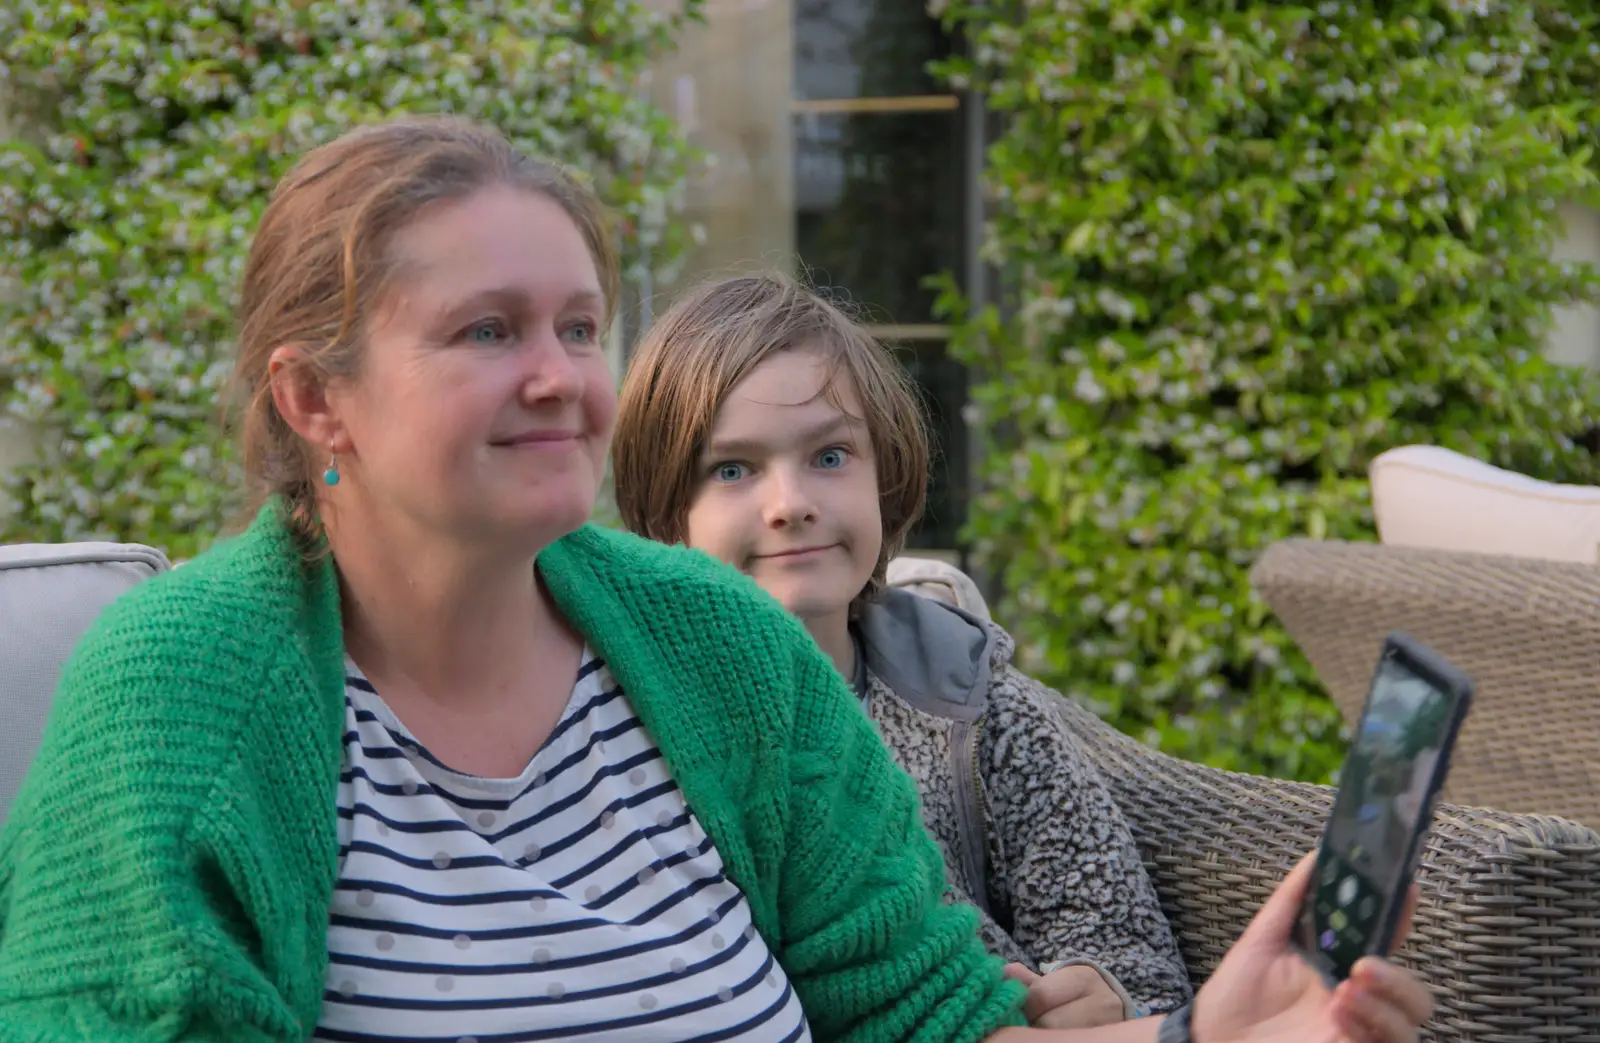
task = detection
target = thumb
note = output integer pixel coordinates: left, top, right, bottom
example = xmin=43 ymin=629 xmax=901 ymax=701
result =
xmin=1238 ymin=850 xmax=1318 ymax=948
xmin=1003 ymin=962 xmax=1042 ymax=986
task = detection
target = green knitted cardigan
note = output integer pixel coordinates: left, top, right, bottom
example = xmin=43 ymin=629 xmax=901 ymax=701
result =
xmin=0 ymin=503 xmax=1024 ymax=1042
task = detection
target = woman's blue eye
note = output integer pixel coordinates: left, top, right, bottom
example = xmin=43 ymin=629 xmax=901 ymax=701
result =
xmin=714 ymin=462 xmax=747 ymax=483
xmin=817 ymin=447 xmax=847 ymax=469
xmin=466 ymin=320 xmax=508 ymax=345
xmin=563 ymin=321 xmax=596 ymax=344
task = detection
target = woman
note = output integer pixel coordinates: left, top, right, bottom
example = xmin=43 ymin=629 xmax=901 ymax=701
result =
xmin=0 ymin=116 xmax=1430 ymax=1043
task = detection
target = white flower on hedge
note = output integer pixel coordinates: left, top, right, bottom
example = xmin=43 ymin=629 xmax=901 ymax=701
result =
xmin=1072 ymin=368 xmax=1106 ymax=404
xmin=1095 ymin=287 xmax=1135 ymax=322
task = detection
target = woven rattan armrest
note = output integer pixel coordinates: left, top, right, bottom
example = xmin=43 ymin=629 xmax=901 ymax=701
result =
xmin=1250 ymin=538 xmax=1600 ymax=825
xmin=1051 ymin=693 xmax=1600 ymax=1042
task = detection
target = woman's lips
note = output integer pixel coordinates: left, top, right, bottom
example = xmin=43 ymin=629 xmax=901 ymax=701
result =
xmin=492 ymin=430 xmax=581 ymax=448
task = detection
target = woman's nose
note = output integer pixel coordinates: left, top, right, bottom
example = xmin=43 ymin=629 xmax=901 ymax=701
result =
xmin=517 ymin=331 xmax=583 ymax=405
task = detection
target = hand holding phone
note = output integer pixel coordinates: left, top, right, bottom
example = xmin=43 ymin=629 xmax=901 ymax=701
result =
xmin=1294 ymin=631 xmax=1474 ymax=984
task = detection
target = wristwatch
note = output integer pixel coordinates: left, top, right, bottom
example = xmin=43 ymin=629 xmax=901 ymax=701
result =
xmin=1155 ymin=1003 xmax=1194 ymax=1043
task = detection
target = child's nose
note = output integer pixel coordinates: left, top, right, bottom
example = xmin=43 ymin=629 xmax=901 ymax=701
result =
xmin=764 ymin=471 xmax=818 ymax=527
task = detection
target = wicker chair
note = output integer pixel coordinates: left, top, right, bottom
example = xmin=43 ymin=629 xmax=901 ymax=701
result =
xmin=1251 ymin=539 xmax=1600 ymax=827
xmin=1056 ymin=695 xmax=1600 ymax=1043
xmin=887 ymin=555 xmax=1600 ymax=1042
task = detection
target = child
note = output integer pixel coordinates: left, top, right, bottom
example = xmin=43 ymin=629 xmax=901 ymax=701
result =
xmin=613 ymin=273 xmax=1193 ymax=1029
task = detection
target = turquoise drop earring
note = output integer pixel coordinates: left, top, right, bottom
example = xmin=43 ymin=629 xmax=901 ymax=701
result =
xmin=322 ymin=453 xmax=341 ymax=487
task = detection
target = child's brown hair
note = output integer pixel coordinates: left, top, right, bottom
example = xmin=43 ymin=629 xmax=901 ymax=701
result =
xmin=613 ymin=272 xmax=930 ymax=605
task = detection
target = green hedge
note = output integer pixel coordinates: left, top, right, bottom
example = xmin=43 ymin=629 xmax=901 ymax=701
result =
xmin=0 ymin=0 xmax=698 ymax=558
xmin=934 ymin=2 xmax=1600 ymax=781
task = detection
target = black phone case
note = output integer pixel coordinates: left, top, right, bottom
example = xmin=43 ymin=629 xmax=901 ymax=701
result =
xmin=1296 ymin=630 xmax=1474 ymax=984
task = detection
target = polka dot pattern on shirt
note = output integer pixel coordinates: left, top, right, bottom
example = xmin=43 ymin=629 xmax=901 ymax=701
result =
xmin=315 ymin=652 xmax=811 ymax=1043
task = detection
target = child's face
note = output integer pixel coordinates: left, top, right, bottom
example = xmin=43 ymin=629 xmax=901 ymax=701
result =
xmin=684 ymin=349 xmax=883 ymax=628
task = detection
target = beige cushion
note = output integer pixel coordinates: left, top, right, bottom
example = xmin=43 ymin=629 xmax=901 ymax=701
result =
xmin=1370 ymin=444 xmax=1600 ymax=563
xmin=885 ymin=556 xmax=992 ymax=621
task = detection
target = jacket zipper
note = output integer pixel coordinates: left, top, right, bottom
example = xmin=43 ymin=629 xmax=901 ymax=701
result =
xmin=950 ymin=717 xmax=992 ymax=915
xmin=969 ymin=719 xmax=992 ymax=907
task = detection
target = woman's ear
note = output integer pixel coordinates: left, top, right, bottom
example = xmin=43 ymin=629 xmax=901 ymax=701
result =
xmin=268 ymin=345 xmax=348 ymax=453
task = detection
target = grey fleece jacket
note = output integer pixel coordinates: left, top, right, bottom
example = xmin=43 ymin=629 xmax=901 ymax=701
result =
xmin=855 ymin=587 xmax=1192 ymax=1016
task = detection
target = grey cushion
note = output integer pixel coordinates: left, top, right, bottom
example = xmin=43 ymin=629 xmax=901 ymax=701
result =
xmin=0 ymin=542 xmax=170 ymax=822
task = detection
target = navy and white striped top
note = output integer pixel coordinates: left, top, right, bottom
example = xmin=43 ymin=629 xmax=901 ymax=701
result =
xmin=315 ymin=651 xmax=812 ymax=1043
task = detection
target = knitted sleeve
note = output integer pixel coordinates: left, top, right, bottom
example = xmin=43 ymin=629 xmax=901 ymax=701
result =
xmin=774 ymin=647 xmax=1027 ymax=1043
xmin=980 ymin=669 xmax=1193 ymax=1014
xmin=0 ymin=591 xmax=334 ymax=1040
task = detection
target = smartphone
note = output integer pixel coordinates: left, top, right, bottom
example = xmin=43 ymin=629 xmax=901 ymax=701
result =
xmin=1295 ymin=631 xmax=1473 ymax=984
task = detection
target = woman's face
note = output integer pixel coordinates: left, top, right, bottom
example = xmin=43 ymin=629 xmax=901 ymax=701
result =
xmin=327 ymin=185 xmax=614 ymax=551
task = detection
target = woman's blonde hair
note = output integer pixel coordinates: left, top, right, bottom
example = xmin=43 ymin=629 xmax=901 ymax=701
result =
xmin=229 ymin=115 xmax=618 ymax=541
xmin=614 ymin=272 xmax=930 ymax=606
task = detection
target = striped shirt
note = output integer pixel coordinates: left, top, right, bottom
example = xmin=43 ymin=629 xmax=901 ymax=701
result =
xmin=316 ymin=652 xmax=812 ymax=1043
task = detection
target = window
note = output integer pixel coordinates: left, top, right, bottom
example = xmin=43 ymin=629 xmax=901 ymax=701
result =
xmin=793 ymin=0 xmax=981 ymax=551
xmin=637 ymin=0 xmax=984 ymax=553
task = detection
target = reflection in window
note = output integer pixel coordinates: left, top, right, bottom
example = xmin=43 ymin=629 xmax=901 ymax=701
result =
xmin=794 ymin=0 xmax=952 ymax=101
xmin=892 ymin=340 xmax=969 ymax=550
xmin=795 ymin=111 xmax=962 ymax=324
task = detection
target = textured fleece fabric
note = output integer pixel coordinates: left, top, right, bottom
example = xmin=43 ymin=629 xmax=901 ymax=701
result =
xmin=858 ymin=590 xmax=1192 ymax=1014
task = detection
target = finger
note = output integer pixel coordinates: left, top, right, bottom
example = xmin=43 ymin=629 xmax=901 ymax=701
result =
xmin=999 ymin=964 xmax=1046 ymax=1023
xmin=1018 ymin=966 xmax=1101 ymax=1024
xmin=1003 ymin=962 xmax=1040 ymax=986
xmin=1351 ymin=958 xmax=1434 ymax=1026
xmin=1333 ymin=978 xmax=1421 ymax=1043
xmin=1028 ymin=966 xmax=1100 ymax=1010
xmin=1238 ymin=850 xmax=1318 ymax=947
xmin=1037 ymin=994 xmax=1126 ymax=1031
xmin=1021 ymin=982 xmax=1054 ymax=1024
xmin=1386 ymin=885 xmax=1423 ymax=954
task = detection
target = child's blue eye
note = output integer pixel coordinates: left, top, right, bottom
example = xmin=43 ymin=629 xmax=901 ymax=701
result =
xmin=816 ymin=447 xmax=847 ymax=469
xmin=714 ymin=462 xmax=747 ymax=483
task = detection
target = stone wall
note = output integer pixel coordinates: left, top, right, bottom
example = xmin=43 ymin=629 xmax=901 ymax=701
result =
xmin=640 ymin=0 xmax=795 ymax=307
xmin=1549 ymin=202 xmax=1600 ymax=370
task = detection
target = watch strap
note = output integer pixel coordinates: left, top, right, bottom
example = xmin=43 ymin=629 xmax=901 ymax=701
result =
xmin=1155 ymin=1002 xmax=1194 ymax=1043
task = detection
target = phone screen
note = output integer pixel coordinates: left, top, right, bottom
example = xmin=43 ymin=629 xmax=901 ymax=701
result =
xmin=1301 ymin=651 xmax=1458 ymax=980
